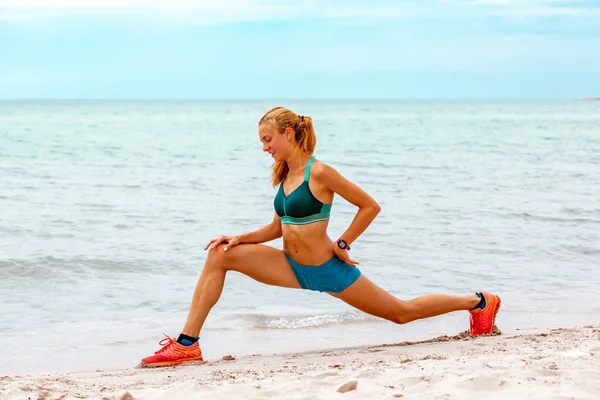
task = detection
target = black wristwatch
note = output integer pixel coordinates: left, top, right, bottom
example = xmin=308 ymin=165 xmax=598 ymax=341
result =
xmin=336 ymin=238 xmax=350 ymax=250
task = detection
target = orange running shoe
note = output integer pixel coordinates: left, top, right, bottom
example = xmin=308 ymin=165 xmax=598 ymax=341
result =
xmin=139 ymin=334 xmax=204 ymax=368
xmin=469 ymin=292 xmax=501 ymax=335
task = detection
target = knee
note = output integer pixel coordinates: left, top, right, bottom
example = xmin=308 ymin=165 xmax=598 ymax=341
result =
xmin=205 ymin=245 xmax=230 ymax=270
xmin=391 ymin=301 xmax=417 ymax=325
xmin=392 ymin=314 xmax=412 ymax=325
xmin=205 ymin=244 xmax=243 ymax=270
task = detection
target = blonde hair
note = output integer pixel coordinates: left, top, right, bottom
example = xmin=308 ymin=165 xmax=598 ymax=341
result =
xmin=259 ymin=106 xmax=316 ymax=186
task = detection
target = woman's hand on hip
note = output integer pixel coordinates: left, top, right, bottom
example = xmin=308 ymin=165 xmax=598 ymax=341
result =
xmin=332 ymin=242 xmax=359 ymax=266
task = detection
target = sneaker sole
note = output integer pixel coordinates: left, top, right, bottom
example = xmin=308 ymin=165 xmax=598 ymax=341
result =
xmin=138 ymin=357 xmax=206 ymax=368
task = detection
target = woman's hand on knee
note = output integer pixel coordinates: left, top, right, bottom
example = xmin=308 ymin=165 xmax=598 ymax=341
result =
xmin=204 ymin=235 xmax=241 ymax=252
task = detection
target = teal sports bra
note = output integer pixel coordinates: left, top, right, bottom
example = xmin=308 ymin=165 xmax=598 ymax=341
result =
xmin=274 ymin=157 xmax=332 ymax=225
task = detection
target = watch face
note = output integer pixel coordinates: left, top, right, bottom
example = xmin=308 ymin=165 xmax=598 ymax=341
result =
xmin=338 ymin=240 xmax=347 ymax=249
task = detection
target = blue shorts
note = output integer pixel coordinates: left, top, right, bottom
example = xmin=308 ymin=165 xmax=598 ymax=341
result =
xmin=283 ymin=252 xmax=361 ymax=293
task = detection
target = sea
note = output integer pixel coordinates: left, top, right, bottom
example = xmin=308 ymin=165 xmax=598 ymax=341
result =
xmin=1 ymin=100 xmax=599 ymax=374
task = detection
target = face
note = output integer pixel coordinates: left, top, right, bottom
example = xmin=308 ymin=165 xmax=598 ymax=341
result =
xmin=259 ymin=123 xmax=294 ymax=162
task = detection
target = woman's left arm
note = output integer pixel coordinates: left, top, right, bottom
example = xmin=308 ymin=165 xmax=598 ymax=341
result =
xmin=312 ymin=162 xmax=381 ymax=247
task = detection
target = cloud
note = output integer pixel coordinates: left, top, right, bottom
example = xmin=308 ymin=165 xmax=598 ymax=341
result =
xmin=2 ymin=0 xmax=597 ymax=23
xmin=0 ymin=0 xmax=416 ymax=22
xmin=472 ymin=0 xmax=592 ymax=4
xmin=469 ymin=0 xmax=599 ymax=16
xmin=493 ymin=7 xmax=584 ymax=16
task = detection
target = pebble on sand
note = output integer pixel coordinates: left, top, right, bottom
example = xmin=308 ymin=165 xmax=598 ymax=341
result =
xmin=337 ymin=379 xmax=358 ymax=393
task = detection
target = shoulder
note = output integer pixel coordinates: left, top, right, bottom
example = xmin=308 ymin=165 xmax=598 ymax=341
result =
xmin=310 ymin=157 xmax=380 ymax=208
xmin=310 ymin=159 xmax=343 ymax=186
xmin=310 ymin=159 xmax=336 ymax=179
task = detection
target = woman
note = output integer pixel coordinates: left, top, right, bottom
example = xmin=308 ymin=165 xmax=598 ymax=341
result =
xmin=140 ymin=106 xmax=501 ymax=368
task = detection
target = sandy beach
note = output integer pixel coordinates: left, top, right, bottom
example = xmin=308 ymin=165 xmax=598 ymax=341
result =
xmin=2 ymin=324 xmax=598 ymax=400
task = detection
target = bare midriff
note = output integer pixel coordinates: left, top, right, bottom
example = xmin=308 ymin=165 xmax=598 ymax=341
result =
xmin=281 ymin=221 xmax=334 ymax=265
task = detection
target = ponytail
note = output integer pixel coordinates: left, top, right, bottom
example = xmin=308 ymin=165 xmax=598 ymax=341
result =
xmin=295 ymin=115 xmax=316 ymax=157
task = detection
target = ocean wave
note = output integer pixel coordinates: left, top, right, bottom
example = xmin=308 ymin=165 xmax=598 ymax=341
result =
xmin=504 ymin=212 xmax=599 ymax=225
xmin=559 ymin=207 xmax=600 ymax=216
xmin=245 ymin=311 xmax=379 ymax=330
xmin=0 ymin=256 xmax=155 ymax=282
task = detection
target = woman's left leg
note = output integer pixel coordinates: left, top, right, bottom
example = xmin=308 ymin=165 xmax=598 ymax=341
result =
xmin=329 ymin=274 xmax=484 ymax=325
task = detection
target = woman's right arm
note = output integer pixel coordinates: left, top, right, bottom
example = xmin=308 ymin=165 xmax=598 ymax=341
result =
xmin=238 ymin=213 xmax=282 ymax=244
xmin=205 ymin=213 xmax=282 ymax=251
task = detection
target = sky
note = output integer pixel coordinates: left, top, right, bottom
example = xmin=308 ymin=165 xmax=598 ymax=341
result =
xmin=0 ymin=0 xmax=599 ymax=100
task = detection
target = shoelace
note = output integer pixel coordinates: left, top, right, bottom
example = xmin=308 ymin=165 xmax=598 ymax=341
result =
xmin=155 ymin=333 xmax=175 ymax=354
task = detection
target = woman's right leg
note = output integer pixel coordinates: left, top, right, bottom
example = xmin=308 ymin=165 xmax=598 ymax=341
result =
xmin=140 ymin=243 xmax=300 ymax=367
xmin=181 ymin=243 xmax=301 ymax=337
